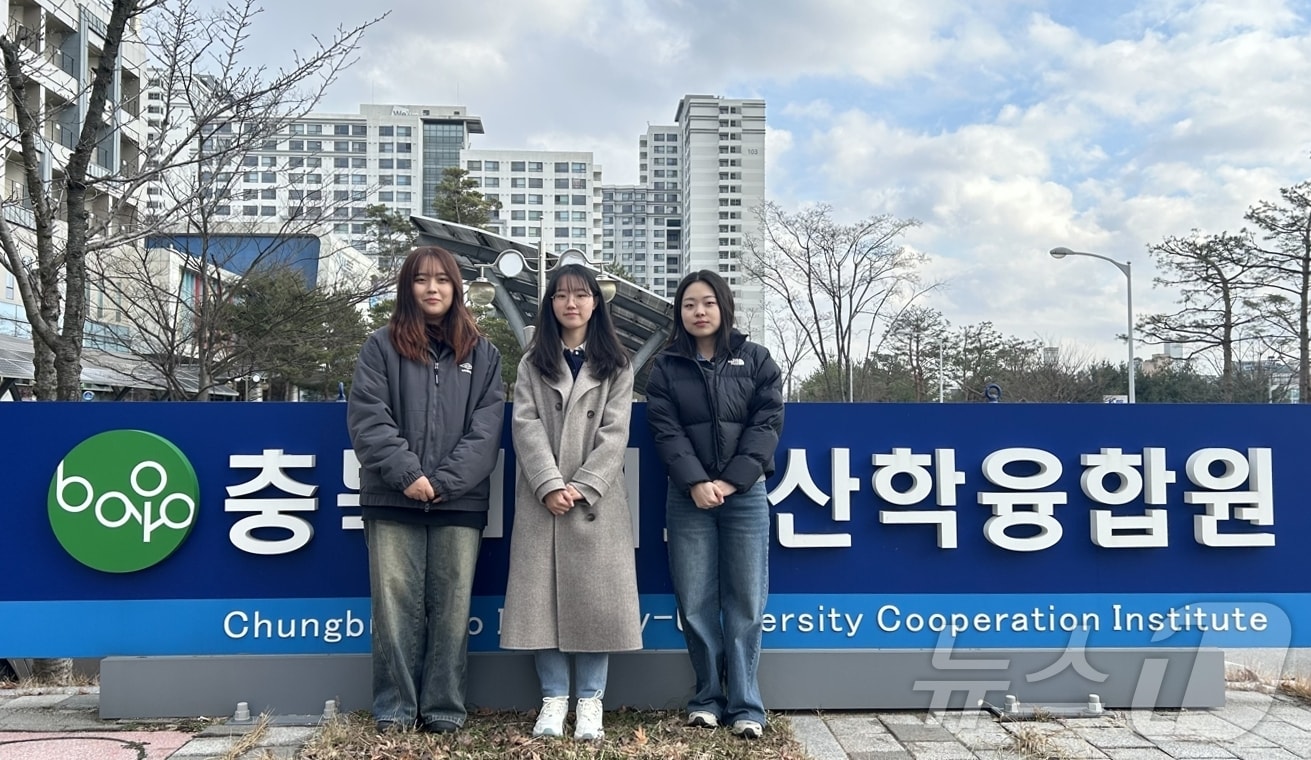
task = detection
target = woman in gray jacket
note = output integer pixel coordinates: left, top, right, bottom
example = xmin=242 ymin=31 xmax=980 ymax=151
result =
xmin=500 ymin=264 xmax=641 ymax=741
xmin=347 ymin=246 xmax=504 ymax=734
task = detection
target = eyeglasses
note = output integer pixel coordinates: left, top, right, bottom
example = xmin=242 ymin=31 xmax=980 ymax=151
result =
xmin=552 ymin=291 xmax=595 ymax=304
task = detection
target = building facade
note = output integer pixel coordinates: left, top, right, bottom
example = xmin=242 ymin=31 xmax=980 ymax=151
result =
xmin=461 ymin=150 xmax=602 ymax=257
xmin=149 ymin=103 xmax=485 ymax=254
xmin=675 ymin=95 xmax=766 ymax=320
xmin=0 ymin=0 xmax=148 ymax=350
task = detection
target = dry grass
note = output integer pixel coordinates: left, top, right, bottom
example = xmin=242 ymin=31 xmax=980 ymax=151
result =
xmin=1278 ymin=675 xmax=1311 ymax=704
xmin=0 ymin=672 xmax=99 ymax=689
xmin=1006 ymin=724 xmax=1065 ymax=759
xmin=218 ymin=713 xmax=271 ymax=760
xmin=300 ymin=708 xmax=808 ymax=760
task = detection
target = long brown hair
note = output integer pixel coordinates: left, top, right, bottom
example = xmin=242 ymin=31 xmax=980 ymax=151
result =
xmin=389 ymin=246 xmax=481 ymax=363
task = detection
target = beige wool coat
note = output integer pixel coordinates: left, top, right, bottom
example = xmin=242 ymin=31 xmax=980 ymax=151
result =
xmin=499 ymin=352 xmax=642 ymax=652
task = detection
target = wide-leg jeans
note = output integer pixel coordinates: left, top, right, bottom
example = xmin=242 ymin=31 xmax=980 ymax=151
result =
xmin=665 ymin=480 xmax=769 ymax=726
xmin=365 ymin=519 xmax=481 ymax=728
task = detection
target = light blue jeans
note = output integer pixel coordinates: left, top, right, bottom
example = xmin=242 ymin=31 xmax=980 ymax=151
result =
xmin=666 ymin=480 xmax=769 ymax=726
xmin=365 ymin=519 xmax=481 ymax=728
xmin=534 ymin=649 xmax=609 ymax=699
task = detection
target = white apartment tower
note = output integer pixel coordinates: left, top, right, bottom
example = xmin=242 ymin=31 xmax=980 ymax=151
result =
xmin=675 ymin=95 xmax=766 ymax=320
xmin=1 ymin=0 xmax=148 ymax=349
xmin=461 ymin=150 xmax=602 ymax=256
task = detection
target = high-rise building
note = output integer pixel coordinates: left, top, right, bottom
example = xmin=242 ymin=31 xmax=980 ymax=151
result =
xmin=597 ymin=125 xmax=683 ymax=297
xmin=674 ymin=95 xmax=766 ymax=320
xmin=163 ymin=103 xmax=484 ymax=252
xmin=0 ymin=0 xmax=148 ymax=349
xmin=461 ymin=150 xmax=602 ymax=256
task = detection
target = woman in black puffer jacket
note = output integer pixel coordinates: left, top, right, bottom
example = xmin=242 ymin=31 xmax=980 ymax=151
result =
xmin=646 ymin=270 xmax=783 ymax=741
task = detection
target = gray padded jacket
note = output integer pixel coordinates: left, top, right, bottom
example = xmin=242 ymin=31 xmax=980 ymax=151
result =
xmin=347 ymin=326 xmax=505 ymax=522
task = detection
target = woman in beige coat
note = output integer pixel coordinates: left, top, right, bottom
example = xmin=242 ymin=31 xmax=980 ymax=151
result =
xmin=500 ymin=264 xmax=641 ymax=741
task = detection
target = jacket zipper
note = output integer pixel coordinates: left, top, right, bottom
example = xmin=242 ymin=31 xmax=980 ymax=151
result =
xmin=694 ymin=352 xmax=725 ymax=472
xmin=425 ymin=351 xmax=440 ymax=512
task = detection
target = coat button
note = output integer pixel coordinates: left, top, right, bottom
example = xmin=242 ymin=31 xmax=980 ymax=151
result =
xmin=555 ymin=402 xmax=562 ymax=410
xmin=587 ymin=410 xmax=595 ymax=418
xmin=585 ymin=512 xmax=596 ymax=522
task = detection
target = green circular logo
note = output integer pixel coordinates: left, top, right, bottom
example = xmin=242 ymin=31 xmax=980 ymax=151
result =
xmin=48 ymin=430 xmax=199 ymax=573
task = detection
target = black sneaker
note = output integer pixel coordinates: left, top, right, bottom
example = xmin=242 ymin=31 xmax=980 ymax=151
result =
xmin=423 ymin=719 xmax=460 ymax=734
xmin=375 ymin=719 xmax=404 ymax=734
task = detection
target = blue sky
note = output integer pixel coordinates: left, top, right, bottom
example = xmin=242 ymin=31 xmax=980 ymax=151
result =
xmin=194 ymin=0 xmax=1311 ymax=367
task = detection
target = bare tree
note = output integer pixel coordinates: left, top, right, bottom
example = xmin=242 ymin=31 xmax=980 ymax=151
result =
xmin=0 ymin=0 xmax=382 ymax=400
xmin=750 ymin=295 xmax=816 ymax=401
xmin=741 ymin=201 xmax=928 ymax=402
xmin=91 ymin=230 xmax=376 ymax=399
xmin=1136 ymin=230 xmax=1267 ymax=400
xmin=881 ymin=305 xmax=948 ymax=401
xmin=1246 ymin=182 xmax=1311 ymax=402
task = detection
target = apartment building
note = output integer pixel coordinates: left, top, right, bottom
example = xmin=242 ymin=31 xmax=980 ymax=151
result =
xmin=675 ymin=95 xmax=766 ymax=319
xmin=146 ymin=103 xmax=485 ymax=253
xmin=462 ymin=150 xmax=602 ymax=257
xmin=0 ymin=0 xmax=148 ymax=350
xmin=596 ymin=126 xmax=683 ymax=297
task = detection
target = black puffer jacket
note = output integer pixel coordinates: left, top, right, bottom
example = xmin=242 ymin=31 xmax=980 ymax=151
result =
xmin=646 ymin=331 xmax=784 ymax=493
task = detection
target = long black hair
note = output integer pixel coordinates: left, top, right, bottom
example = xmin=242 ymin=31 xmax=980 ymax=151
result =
xmin=667 ymin=269 xmax=736 ymax=357
xmin=527 ymin=264 xmax=629 ymax=382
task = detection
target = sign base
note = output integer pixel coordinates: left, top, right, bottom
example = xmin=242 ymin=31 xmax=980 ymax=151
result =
xmin=98 ymin=648 xmax=1225 ymax=719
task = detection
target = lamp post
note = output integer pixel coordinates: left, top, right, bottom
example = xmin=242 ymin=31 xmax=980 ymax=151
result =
xmin=466 ymin=241 xmax=617 ymax=346
xmin=1049 ymin=246 xmax=1135 ymax=403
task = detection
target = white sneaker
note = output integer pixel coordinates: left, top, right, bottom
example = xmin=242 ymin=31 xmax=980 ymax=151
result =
xmin=573 ymin=696 xmax=605 ymax=740
xmin=532 ymin=696 xmax=568 ymax=738
xmin=686 ymin=710 xmax=719 ymax=728
xmin=731 ymin=719 xmax=763 ymax=739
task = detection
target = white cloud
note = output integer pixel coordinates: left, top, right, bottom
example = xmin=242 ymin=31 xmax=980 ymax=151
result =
xmin=182 ymin=0 xmax=1311 ymax=364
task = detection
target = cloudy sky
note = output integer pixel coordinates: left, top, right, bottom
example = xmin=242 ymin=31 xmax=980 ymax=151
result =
xmin=196 ymin=0 xmax=1311 ymax=364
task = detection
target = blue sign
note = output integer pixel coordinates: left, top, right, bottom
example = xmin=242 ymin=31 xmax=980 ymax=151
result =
xmin=0 ymin=402 xmax=1305 ymax=656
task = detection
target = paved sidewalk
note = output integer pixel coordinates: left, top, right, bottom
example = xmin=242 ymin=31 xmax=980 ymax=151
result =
xmin=0 ymin=687 xmax=315 ymax=760
xmin=791 ymin=686 xmax=1311 ymax=759
xmin=3 ymin=684 xmax=1310 ymax=758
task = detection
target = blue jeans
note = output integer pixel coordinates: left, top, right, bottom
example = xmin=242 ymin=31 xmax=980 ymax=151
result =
xmin=365 ymin=519 xmax=481 ymax=727
xmin=666 ymin=480 xmax=769 ymax=726
xmin=534 ymin=649 xmax=609 ymax=699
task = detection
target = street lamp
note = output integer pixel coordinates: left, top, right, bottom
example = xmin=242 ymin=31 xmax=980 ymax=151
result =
xmin=466 ymin=265 xmax=497 ymax=309
xmin=487 ymin=242 xmax=617 ymax=304
xmin=467 ymin=242 xmax=618 ymax=347
xmin=1049 ymin=246 xmax=1135 ymax=403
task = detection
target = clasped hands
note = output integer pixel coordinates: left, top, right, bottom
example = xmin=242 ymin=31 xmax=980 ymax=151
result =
xmin=403 ymin=476 xmax=442 ymax=503
xmin=691 ymin=479 xmax=737 ymax=509
xmin=544 ymin=483 xmax=585 ymax=516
